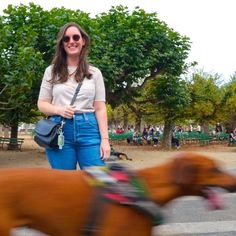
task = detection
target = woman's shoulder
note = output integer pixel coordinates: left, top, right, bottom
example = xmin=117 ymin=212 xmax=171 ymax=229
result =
xmin=45 ymin=64 xmax=53 ymax=71
xmin=42 ymin=65 xmax=53 ymax=81
xmin=88 ymin=64 xmax=102 ymax=76
xmin=44 ymin=65 xmax=54 ymax=75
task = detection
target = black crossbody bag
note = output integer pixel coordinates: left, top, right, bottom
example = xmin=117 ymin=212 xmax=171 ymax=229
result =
xmin=34 ymin=79 xmax=84 ymax=149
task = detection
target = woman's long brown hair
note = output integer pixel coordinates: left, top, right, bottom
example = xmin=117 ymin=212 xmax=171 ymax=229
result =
xmin=50 ymin=22 xmax=91 ymax=83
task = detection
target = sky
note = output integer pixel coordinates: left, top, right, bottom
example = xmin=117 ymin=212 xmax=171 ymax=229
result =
xmin=1 ymin=0 xmax=236 ymax=82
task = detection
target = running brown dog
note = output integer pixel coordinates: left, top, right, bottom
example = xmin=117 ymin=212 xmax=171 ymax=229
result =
xmin=1 ymin=152 xmax=236 ymax=236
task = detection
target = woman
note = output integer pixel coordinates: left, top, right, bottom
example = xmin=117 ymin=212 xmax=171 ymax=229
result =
xmin=37 ymin=22 xmax=110 ymax=170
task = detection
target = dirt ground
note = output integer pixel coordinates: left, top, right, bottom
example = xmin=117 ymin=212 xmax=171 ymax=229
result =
xmin=0 ymin=135 xmax=236 ymax=170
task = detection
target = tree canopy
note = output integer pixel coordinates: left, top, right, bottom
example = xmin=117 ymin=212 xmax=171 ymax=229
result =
xmin=90 ymin=6 xmax=191 ymax=106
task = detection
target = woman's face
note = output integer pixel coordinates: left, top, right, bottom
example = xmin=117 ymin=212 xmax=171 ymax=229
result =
xmin=62 ymin=26 xmax=85 ymax=57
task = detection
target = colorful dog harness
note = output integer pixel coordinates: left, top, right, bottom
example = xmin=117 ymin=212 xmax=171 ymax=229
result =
xmin=82 ymin=164 xmax=164 ymax=235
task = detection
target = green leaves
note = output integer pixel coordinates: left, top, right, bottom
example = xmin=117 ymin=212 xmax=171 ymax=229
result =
xmin=0 ymin=3 xmax=46 ymax=125
xmin=187 ymin=72 xmax=225 ymax=125
xmin=89 ymin=6 xmax=191 ymax=106
xmin=150 ymin=74 xmax=191 ymax=121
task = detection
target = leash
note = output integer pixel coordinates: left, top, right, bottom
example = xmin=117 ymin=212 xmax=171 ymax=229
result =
xmin=82 ymin=164 xmax=165 ymax=235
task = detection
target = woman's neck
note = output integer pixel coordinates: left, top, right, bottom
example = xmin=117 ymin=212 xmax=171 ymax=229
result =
xmin=67 ymin=56 xmax=79 ymax=66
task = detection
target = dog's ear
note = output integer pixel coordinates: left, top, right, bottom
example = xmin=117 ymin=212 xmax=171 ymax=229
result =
xmin=172 ymin=158 xmax=197 ymax=185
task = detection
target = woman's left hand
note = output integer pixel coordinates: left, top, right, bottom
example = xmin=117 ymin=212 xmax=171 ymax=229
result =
xmin=100 ymin=139 xmax=111 ymax=160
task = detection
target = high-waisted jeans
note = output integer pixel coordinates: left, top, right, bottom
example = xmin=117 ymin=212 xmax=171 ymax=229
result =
xmin=46 ymin=112 xmax=105 ymax=170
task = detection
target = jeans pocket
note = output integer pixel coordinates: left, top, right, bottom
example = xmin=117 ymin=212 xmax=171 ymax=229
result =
xmin=87 ymin=118 xmax=98 ymax=127
xmin=83 ymin=114 xmax=98 ymax=127
xmin=73 ymin=113 xmax=100 ymax=144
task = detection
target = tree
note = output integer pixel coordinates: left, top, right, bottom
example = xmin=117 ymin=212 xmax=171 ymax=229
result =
xmin=90 ymin=6 xmax=191 ymax=107
xmin=187 ymin=72 xmax=224 ymax=132
xmin=221 ymin=74 xmax=236 ymax=130
xmin=126 ymin=87 xmax=160 ymax=132
xmin=150 ymin=74 xmax=191 ymax=149
xmin=0 ymin=3 xmax=46 ymax=140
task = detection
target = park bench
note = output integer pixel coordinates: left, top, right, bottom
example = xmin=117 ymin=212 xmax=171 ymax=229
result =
xmin=197 ymin=133 xmax=212 ymax=146
xmin=209 ymin=133 xmax=229 ymax=145
xmin=183 ymin=131 xmax=201 ymax=144
xmin=0 ymin=137 xmax=24 ymax=151
xmin=0 ymin=137 xmax=10 ymax=149
xmin=109 ymin=132 xmax=133 ymax=144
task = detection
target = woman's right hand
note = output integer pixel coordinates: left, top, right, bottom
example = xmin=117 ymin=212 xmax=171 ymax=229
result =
xmin=57 ymin=105 xmax=76 ymax=119
xmin=37 ymin=100 xmax=76 ymax=118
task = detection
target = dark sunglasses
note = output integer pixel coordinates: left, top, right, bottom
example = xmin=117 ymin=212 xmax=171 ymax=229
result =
xmin=62 ymin=34 xmax=81 ymax=43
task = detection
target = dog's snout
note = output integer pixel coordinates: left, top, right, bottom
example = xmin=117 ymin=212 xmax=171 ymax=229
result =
xmin=226 ymin=182 xmax=236 ymax=192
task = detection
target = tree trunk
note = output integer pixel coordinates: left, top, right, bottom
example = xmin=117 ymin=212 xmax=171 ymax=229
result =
xmin=123 ymin=110 xmax=128 ymax=131
xmin=10 ymin=124 xmax=18 ymax=138
xmin=201 ymin=123 xmax=209 ymax=133
xmin=162 ymin=119 xmax=173 ymax=150
xmin=135 ymin=115 xmax=142 ymax=132
xmin=8 ymin=124 xmax=19 ymax=150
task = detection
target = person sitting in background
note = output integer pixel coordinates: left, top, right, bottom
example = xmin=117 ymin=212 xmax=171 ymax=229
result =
xmin=152 ymin=134 xmax=159 ymax=147
xmin=171 ymin=131 xmax=180 ymax=149
xmin=133 ymin=131 xmax=142 ymax=145
xmin=142 ymin=125 xmax=148 ymax=140
xmin=116 ymin=126 xmax=121 ymax=134
xmin=196 ymin=125 xmax=201 ymax=133
xmin=229 ymin=129 xmax=236 ymax=144
xmin=127 ymin=134 xmax=133 ymax=144
xmin=215 ymin=123 xmax=223 ymax=133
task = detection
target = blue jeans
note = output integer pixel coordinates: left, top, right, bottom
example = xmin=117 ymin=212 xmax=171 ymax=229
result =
xmin=46 ymin=112 xmax=105 ymax=170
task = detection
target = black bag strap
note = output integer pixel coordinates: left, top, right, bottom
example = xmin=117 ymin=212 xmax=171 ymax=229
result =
xmin=58 ymin=78 xmax=84 ymax=125
xmin=70 ymin=78 xmax=84 ymax=106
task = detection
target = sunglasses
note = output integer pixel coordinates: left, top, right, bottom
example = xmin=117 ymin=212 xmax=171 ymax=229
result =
xmin=62 ymin=34 xmax=81 ymax=43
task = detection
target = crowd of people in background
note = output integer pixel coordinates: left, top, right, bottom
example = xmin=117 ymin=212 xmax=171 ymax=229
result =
xmin=109 ymin=124 xmax=163 ymax=147
xmin=110 ymin=122 xmax=236 ymax=148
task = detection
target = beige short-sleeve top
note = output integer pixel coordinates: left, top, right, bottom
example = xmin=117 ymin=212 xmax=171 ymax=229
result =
xmin=38 ymin=65 xmax=106 ymax=113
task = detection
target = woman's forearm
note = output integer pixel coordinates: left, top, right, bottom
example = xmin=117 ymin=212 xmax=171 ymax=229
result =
xmin=37 ymin=100 xmax=60 ymax=116
xmin=94 ymin=102 xmax=109 ymax=139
